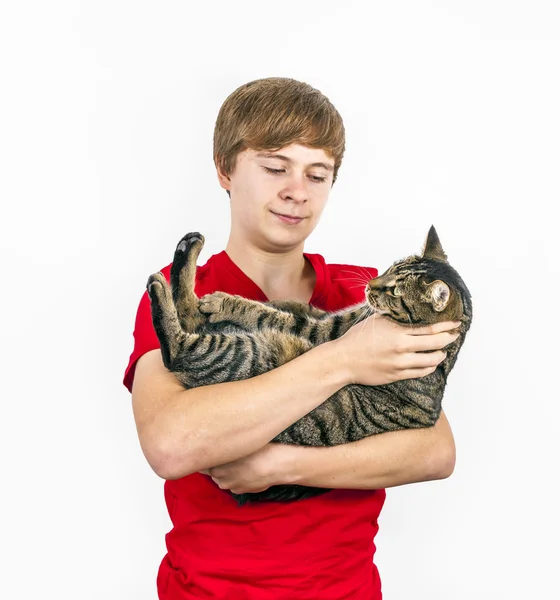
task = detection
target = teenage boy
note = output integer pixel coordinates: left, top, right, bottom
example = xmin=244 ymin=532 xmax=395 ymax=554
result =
xmin=124 ymin=77 xmax=459 ymax=599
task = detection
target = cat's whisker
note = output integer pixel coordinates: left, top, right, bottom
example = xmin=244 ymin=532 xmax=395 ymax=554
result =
xmin=335 ymin=270 xmax=370 ymax=285
xmin=333 ymin=281 xmax=370 ymax=295
xmin=368 ymin=306 xmax=378 ymax=339
xmin=333 ymin=271 xmax=366 ymax=279
xmin=356 ymin=266 xmax=376 ymax=286
xmin=345 ymin=283 xmax=372 ymax=291
xmin=349 ymin=309 xmax=367 ymax=330
xmin=356 ymin=305 xmax=376 ymax=344
xmin=356 ymin=316 xmax=370 ymax=345
xmin=332 ymin=274 xmax=369 ymax=287
xmin=339 ymin=269 xmax=370 ymax=279
xmin=348 ymin=305 xmax=369 ymax=343
xmin=347 ymin=302 xmax=372 ymax=330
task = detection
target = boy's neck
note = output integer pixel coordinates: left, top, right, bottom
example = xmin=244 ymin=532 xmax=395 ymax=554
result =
xmin=225 ymin=238 xmax=316 ymax=302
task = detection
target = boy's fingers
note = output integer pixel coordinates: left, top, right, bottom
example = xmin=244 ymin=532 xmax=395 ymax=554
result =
xmin=413 ymin=350 xmax=447 ymax=368
xmin=407 ymin=321 xmax=461 ymax=336
xmin=399 ymin=366 xmax=439 ymax=380
xmin=410 ymin=331 xmax=459 ymax=352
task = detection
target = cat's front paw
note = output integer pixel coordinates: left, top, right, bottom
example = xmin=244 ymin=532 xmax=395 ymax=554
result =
xmin=199 ymin=292 xmax=233 ymax=323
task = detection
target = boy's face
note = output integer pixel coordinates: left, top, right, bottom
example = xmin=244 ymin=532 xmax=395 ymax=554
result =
xmin=217 ymin=143 xmax=335 ymax=252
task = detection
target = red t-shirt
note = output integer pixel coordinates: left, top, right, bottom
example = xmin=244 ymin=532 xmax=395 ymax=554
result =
xmin=124 ymin=250 xmax=386 ymax=599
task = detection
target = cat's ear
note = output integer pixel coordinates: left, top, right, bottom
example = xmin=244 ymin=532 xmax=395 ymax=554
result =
xmin=422 ymin=225 xmax=448 ymax=261
xmin=427 ymin=281 xmax=451 ymax=312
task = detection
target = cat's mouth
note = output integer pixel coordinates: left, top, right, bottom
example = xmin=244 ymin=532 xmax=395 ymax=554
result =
xmin=366 ymin=293 xmax=376 ymax=307
xmin=366 ymin=295 xmax=389 ymax=316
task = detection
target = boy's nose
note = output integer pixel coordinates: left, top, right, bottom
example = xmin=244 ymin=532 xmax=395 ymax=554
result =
xmin=282 ymin=175 xmax=308 ymax=203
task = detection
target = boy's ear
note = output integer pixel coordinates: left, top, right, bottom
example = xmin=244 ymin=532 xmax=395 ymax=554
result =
xmin=215 ymin=160 xmax=232 ymax=192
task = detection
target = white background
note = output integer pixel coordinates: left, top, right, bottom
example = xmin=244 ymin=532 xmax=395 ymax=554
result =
xmin=1 ymin=1 xmax=559 ymax=598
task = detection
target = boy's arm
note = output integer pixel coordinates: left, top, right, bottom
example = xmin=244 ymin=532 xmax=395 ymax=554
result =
xmin=132 ymin=341 xmax=347 ymax=480
xmin=202 ymin=412 xmax=455 ymax=494
xmin=287 ymin=411 xmax=456 ymax=489
xmin=132 ymin=314 xmax=459 ymax=481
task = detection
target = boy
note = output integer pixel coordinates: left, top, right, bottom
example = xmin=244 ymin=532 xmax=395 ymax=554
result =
xmin=124 ymin=77 xmax=460 ymax=599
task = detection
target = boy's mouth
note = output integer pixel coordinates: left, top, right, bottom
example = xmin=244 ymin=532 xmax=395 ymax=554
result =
xmin=271 ymin=211 xmax=305 ymax=224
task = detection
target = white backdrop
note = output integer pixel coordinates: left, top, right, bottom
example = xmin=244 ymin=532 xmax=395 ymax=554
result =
xmin=1 ymin=1 xmax=559 ymax=598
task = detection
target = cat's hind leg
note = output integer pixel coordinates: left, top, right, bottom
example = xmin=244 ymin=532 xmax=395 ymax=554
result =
xmin=146 ymin=272 xmax=188 ymax=369
xmin=170 ymin=232 xmax=206 ymax=332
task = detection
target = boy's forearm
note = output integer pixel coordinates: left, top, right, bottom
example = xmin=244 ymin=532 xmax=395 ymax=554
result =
xmin=283 ymin=411 xmax=456 ymax=490
xmin=157 ymin=341 xmax=350 ymax=478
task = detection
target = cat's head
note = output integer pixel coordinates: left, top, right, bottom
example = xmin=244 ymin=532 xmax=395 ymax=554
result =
xmin=365 ymin=226 xmax=472 ymax=331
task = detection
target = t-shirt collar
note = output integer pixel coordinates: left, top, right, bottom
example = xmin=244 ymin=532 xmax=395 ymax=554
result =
xmin=212 ymin=250 xmax=328 ymax=306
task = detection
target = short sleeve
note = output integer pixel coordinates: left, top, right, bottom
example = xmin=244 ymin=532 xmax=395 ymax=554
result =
xmin=122 ymin=289 xmax=161 ymax=393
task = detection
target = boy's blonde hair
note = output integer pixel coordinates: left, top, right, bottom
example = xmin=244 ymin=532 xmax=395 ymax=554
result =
xmin=213 ymin=77 xmax=345 ymax=190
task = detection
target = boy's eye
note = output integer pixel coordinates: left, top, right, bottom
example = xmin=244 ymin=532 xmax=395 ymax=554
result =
xmin=263 ymin=167 xmax=326 ymax=183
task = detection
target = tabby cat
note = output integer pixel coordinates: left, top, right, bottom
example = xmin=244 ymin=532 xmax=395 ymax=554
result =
xmin=146 ymin=226 xmax=472 ymax=504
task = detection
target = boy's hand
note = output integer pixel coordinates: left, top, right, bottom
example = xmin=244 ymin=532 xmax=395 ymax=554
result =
xmin=332 ymin=314 xmax=461 ymax=387
xmin=199 ymin=443 xmax=290 ymax=494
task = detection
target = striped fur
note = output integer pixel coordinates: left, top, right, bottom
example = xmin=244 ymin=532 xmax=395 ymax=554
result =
xmin=146 ymin=227 xmax=472 ymax=503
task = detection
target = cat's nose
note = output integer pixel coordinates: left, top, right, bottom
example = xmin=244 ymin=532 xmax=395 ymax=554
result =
xmin=368 ymin=278 xmax=389 ymax=290
xmin=368 ymin=277 xmax=396 ymax=292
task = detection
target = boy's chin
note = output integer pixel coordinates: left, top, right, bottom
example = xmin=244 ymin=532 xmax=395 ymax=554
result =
xmin=260 ymin=229 xmax=308 ymax=250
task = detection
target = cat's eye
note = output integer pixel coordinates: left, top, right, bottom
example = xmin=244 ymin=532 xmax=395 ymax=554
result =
xmin=393 ymin=287 xmax=402 ymax=296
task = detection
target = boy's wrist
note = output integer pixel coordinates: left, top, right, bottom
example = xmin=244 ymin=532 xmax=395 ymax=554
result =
xmin=318 ymin=338 xmax=354 ymax=388
xmin=272 ymin=443 xmax=314 ymax=486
